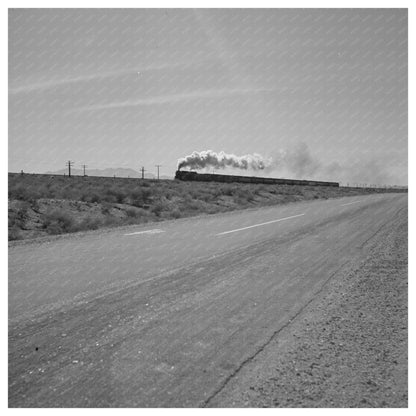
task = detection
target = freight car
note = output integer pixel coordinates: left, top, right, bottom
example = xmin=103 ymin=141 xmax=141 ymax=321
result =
xmin=175 ymin=170 xmax=339 ymax=187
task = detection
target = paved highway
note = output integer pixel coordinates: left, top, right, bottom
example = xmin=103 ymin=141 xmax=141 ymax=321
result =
xmin=9 ymin=193 xmax=407 ymax=407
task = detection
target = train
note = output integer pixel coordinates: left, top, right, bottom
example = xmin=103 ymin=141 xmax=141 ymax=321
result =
xmin=175 ymin=170 xmax=339 ymax=187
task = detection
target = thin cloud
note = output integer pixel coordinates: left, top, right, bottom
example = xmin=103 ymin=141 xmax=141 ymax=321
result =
xmin=69 ymin=87 xmax=275 ymax=113
xmin=9 ymin=60 xmax=212 ymax=95
xmin=9 ymin=69 xmax=133 ymax=94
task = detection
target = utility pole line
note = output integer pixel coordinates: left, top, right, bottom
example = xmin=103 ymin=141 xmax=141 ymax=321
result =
xmin=140 ymin=166 xmax=146 ymax=179
xmin=66 ymin=160 xmax=74 ymax=177
xmin=155 ymin=165 xmax=162 ymax=180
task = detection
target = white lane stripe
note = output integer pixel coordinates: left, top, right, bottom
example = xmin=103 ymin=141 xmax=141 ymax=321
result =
xmin=216 ymin=213 xmax=305 ymax=236
xmin=125 ymin=229 xmax=165 ymax=236
xmin=340 ymin=200 xmax=363 ymax=206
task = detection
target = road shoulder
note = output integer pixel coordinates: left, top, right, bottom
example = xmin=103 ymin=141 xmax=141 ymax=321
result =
xmin=208 ymin=205 xmax=408 ymax=407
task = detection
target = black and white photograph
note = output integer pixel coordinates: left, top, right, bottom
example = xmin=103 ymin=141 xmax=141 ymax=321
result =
xmin=7 ymin=3 xmax=409 ymax=409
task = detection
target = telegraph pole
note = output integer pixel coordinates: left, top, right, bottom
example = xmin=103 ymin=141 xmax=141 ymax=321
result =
xmin=140 ymin=166 xmax=146 ymax=179
xmin=155 ymin=164 xmax=162 ymax=180
xmin=82 ymin=164 xmax=88 ymax=177
xmin=66 ymin=160 xmax=74 ymax=177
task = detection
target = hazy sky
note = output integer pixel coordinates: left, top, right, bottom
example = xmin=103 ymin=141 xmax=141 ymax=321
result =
xmin=9 ymin=8 xmax=407 ymax=184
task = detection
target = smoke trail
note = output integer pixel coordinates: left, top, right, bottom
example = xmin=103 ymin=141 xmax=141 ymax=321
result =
xmin=177 ymin=150 xmax=271 ymax=171
xmin=265 ymin=142 xmax=321 ymax=178
xmin=177 ymin=144 xmax=406 ymax=185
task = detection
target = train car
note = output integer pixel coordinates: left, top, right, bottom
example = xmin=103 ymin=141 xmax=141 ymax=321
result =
xmin=175 ymin=170 xmax=339 ymax=187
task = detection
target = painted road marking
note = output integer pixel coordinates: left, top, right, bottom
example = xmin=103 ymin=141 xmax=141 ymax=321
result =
xmin=125 ymin=229 xmax=165 ymax=236
xmin=216 ymin=213 xmax=305 ymax=236
xmin=340 ymin=200 xmax=363 ymax=206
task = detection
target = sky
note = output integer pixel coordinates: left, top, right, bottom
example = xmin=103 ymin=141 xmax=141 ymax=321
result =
xmin=8 ymin=8 xmax=407 ymax=185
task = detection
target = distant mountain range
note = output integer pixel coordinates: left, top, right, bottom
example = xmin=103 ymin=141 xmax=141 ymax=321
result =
xmin=45 ymin=168 xmax=172 ymax=180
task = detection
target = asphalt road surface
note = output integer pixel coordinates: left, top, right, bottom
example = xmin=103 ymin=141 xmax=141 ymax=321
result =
xmin=9 ymin=193 xmax=407 ymax=407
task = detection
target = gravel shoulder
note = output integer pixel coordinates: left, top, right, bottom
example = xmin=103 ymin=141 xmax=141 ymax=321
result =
xmin=208 ymin=205 xmax=408 ymax=408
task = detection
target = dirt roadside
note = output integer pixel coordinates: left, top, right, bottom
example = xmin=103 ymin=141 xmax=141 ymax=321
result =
xmin=207 ymin=206 xmax=408 ymax=408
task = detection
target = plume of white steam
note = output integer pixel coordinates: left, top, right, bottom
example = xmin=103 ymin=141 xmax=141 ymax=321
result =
xmin=177 ymin=144 xmax=406 ymax=185
xmin=178 ymin=150 xmax=271 ymax=171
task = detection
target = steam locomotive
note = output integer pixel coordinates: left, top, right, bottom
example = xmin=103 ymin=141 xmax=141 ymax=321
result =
xmin=175 ymin=170 xmax=339 ymax=187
